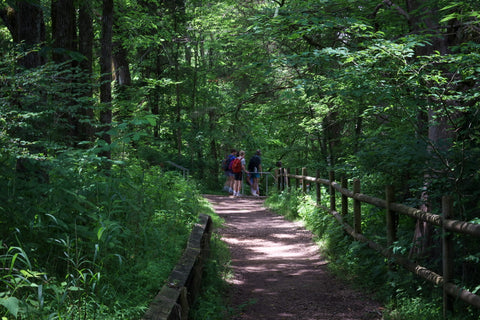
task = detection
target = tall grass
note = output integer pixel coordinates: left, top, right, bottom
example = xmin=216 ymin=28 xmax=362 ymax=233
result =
xmin=0 ymin=155 xmax=205 ymax=319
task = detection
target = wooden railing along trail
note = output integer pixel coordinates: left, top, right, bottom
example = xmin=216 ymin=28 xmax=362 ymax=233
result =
xmin=276 ymin=168 xmax=480 ymax=318
xmin=142 ymin=214 xmax=212 ymax=320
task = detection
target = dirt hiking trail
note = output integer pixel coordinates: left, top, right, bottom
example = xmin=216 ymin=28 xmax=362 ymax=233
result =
xmin=205 ymin=195 xmax=383 ymax=320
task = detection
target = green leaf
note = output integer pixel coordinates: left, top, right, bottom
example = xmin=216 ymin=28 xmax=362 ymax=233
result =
xmin=97 ymin=227 xmax=105 ymax=241
xmin=0 ymin=297 xmax=20 ymax=318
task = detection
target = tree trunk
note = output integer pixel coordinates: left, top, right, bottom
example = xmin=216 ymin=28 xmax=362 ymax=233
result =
xmin=1 ymin=1 xmax=46 ymax=68
xmin=78 ymin=1 xmax=95 ymax=142
xmin=323 ymin=111 xmax=342 ymax=167
xmin=51 ymin=0 xmax=82 ymax=144
xmin=404 ymin=0 xmax=452 ymax=259
xmin=100 ymin=0 xmax=114 ymax=160
xmin=51 ymin=0 xmax=76 ymax=63
xmin=113 ymin=39 xmax=132 ymax=123
xmin=113 ymin=41 xmax=132 ymax=88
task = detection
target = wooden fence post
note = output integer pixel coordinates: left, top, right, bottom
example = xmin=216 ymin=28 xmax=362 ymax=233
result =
xmin=386 ymin=185 xmax=396 ymax=249
xmin=442 ymin=196 xmax=454 ymax=318
xmin=316 ymin=170 xmax=321 ymax=206
xmin=302 ymin=167 xmax=307 ymax=193
xmin=341 ymin=177 xmax=348 ymax=217
xmin=295 ymin=168 xmax=299 ymax=190
xmin=353 ymin=179 xmax=361 ymax=234
xmin=285 ymin=168 xmax=289 ymax=191
xmin=329 ymin=171 xmax=335 ymax=212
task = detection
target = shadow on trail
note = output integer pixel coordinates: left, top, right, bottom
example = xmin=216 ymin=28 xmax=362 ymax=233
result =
xmin=204 ymin=195 xmax=382 ymax=320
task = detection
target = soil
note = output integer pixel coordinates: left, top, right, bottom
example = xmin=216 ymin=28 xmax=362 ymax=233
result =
xmin=204 ymin=195 xmax=384 ymax=320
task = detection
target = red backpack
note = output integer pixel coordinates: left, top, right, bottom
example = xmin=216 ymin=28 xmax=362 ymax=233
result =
xmin=232 ymin=157 xmax=242 ymax=173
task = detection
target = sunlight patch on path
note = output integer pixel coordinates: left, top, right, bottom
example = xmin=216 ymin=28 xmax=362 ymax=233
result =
xmin=203 ymin=194 xmax=382 ymax=320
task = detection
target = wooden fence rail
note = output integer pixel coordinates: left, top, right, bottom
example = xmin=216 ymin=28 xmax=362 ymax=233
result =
xmin=142 ymin=214 xmax=212 ymax=320
xmin=276 ymin=168 xmax=480 ymax=318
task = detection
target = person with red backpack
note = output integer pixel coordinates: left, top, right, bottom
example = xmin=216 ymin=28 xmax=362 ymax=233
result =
xmin=232 ymin=150 xmax=246 ymax=197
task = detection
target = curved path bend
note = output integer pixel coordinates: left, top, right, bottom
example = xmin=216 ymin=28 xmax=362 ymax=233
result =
xmin=205 ymin=195 xmax=383 ymax=320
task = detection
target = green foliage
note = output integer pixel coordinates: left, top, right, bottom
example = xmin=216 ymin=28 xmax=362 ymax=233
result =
xmin=0 ymin=150 xmax=204 ymax=319
xmin=2 ymin=0 xmax=480 ymax=317
xmin=264 ymin=188 xmax=304 ymax=221
xmin=384 ymin=295 xmax=442 ymax=320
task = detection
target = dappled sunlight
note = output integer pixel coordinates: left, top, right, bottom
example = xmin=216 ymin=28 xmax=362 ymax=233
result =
xmin=205 ymin=194 xmax=381 ymax=320
xmin=216 ymin=209 xmax=254 ymax=214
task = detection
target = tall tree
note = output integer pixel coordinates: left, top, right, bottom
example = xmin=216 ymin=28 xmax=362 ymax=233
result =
xmin=78 ymin=0 xmax=95 ymax=142
xmin=100 ymin=0 xmax=114 ymax=160
xmin=51 ymin=0 xmax=76 ymax=63
xmin=0 ymin=0 xmax=45 ymax=68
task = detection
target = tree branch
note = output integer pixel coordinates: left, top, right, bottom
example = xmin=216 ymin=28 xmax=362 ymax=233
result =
xmin=0 ymin=6 xmax=17 ymax=42
xmin=234 ymin=85 xmax=294 ymax=119
xmin=372 ymin=0 xmax=410 ymax=22
xmin=302 ymin=35 xmax=321 ymax=48
xmin=272 ymin=0 xmax=285 ymax=7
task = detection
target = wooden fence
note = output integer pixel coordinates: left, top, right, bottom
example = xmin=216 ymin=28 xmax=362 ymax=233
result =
xmin=276 ymin=168 xmax=480 ymax=318
xmin=142 ymin=214 xmax=212 ymax=320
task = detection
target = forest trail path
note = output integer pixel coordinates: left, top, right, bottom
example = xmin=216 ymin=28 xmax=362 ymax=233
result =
xmin=204 ymin=195 xmax=383 ymax=320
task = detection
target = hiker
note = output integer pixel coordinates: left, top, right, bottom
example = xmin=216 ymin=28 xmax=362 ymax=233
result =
xmin=248 ymin=150 xmax=262 ymax=196
xmin=232 ymin=150 xmax=246 ymax=197
xmin=223 ymin=149 xmax=236 ymax=194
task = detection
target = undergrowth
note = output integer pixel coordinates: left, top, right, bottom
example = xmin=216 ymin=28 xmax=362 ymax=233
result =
xmin=0 ymin=155 xmax=205 ymax=319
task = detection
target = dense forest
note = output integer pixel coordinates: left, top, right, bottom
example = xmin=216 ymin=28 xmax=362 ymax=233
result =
xmin=1 ymin=0 xmax=480 ymax=319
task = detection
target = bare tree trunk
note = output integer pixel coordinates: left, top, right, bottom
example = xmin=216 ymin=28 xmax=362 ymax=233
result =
xmin=78 ymin=1 xmax=95 ymax=142
xmin=100 ymin=0 xmax=114 ymax=160
xmin=113 ymin=38 xmax=132 ymax=123
xmin=113 ymin=41 xmax=132 ymax=88
xmin=323 ymin=111 xmax=342 ymax=167
xmin=51 ymin=0 xmax=81 ymax=144
xmin=51 ymin=0 xmax=76 ymax=63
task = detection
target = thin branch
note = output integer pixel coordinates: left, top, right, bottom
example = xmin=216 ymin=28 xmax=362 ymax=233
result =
xmin=272 ymin=0 xmax=285 ymax=7
xmin=234 ymin=85 xmax=295 ymax=118
xmin=372 ymin=0 xmax=410 ymax=22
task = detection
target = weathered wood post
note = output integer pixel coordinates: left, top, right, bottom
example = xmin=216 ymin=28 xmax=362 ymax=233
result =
xmin=302 ymin=167 xmax=307 ymax=194
xmin=329 ymin=171 xmax=335 ymax=212
xmin=386 ymin=185 xmax=396 ymax=249
xmin=353 ymin=179 xmax=361 ymax=234
xmin=295 ymin=168 xmax=299 ymax=190
xmin=341 ymin=177 xmax=348 ymax=217
xmin=285 ymin=168 xmax=290 ymax=191
xmin=316 ymin=169 xmax=321 ymax=206
xmin=442 ymin=196 xmax=454 ymax=318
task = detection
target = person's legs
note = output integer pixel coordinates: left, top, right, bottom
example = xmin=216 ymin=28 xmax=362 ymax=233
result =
xmin=233 ymin=172 xmax=242 ymax=196
xmin=228 ymin=173 xmax=235 ymax=194
xmin=251 ymin=173 xmax=260 ymax=196
xmin=234 ymin=180 xmax=240 ymax=196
